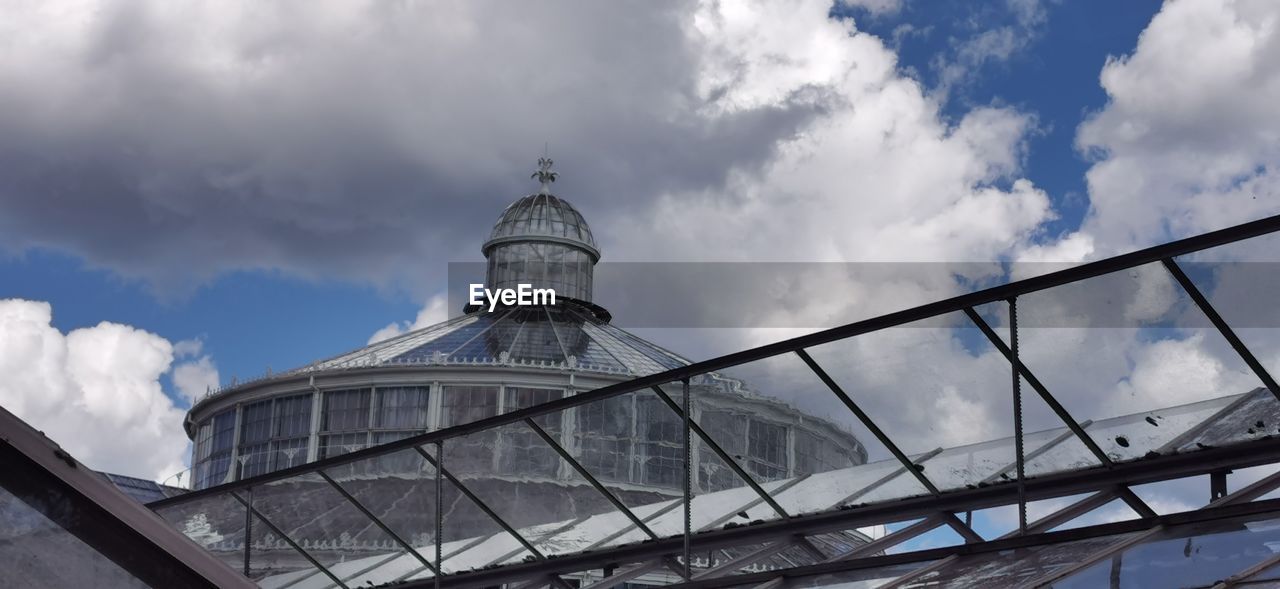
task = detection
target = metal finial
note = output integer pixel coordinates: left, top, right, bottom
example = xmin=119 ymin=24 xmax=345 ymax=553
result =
xmin=532 ymin=157 xmax=558 ymax=194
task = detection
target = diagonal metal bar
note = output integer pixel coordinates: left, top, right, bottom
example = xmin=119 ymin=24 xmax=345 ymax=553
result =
xmin=524 ymin=418 xmax=659 ymax=540
xmin=413 ymin=445 xmax=546 ymax=561
xmin=795 ymin=349 xmax=941 ymax=496
xmin=1210 ymin=467 xmax=1280 ymax=507
xmin=584 ymin=498 xmax=683 ymax=551
xmin=701 ymin=475 xmax=810 ymax=532
xmin=695 ymin=539 xmax=800 ymax=580
xmin=842 ymin=448 xmax=943 ymax=505
xmin=1028 ymin=526 xmax=1162 ymax=587
xmin=998 ymin=489 xmax=1117 ymax=539
xmin=830 ymin=515 xmax=948 ymax=562
xmin=940 ymin=512 xmax=983 ymax=544
xmin=578 ymin=558 xmax=687 ymax=589
xmin=649 ymin=385 xmax=791 ymax=518
xmin=317 ymin=470 xmax=439 ymax=575
xmin=481 ymin=517 xmax=590 ymax=569
xmin=1212 ymin=549 xmax=1280 ymax=588
xmin=230 ymin=491 xmax=349 ymax=589
xmin=1158 ymin=391 xmax=1258 ymax=454
xmin=1115 ymin=486 xmax=1157 ymax=519
xmin=389 ymin=531 xmax=504 ymax=586
xmin=878 ymin=555 xmax=958 ymax=589
xmin=1162 ymin=258 xmax=1280 ymax=402
xmin=1027 ymin=462 xmax=1280 ymax=588
xmin=962 ymin=307 xmax=1115 ymax=469
xmin=979 ymin=420 xmax=1094 ymax=486
xmin=689 ymin=450 xmax=947 ymax=580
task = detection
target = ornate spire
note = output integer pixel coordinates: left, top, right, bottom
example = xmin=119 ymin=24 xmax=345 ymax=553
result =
xmin=531 ymin=157 xmax=558 ymax=195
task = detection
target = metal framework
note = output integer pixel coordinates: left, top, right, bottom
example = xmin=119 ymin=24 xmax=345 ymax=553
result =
xmin=141 ymin=213 xmax=1280 ymax=589
xmin=0 ymin=406 xmax=256 ymax=589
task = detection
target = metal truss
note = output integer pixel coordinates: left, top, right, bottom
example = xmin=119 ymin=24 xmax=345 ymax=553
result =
xmin=143 ymin=213 xmax=1280 ymax=588
xmin=0 ymin=406 xmax=256 ymax=589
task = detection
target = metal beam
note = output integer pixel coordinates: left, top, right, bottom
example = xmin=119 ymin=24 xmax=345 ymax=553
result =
xmin=1027 ymin=462 xmax=1280 ymax=588
xmin=412 ymin=446 xmax=546 ymax=561
xmin=658 ymin=497 xmax=1280 ymax=589
xmin=842 ymin=448 xmax=943 ymax=506
xmin=524 ymin=418 xmax=659 ymax=539
xmin=1162 ymin=258 xmax=1280 ymax=402
xmin=1028 ymin=526 xmax=1162 ymax=587
xmin=386 ymin=436 xmax=1280 ymax=589
xmin=649 ymin=385 xmax=791 ymax=518
xmin=999 ymin=490 xmax=1116 ymax=539
xmin=979 ymin=421 xmax=1093 ymax=486
xmin=583 ymin=499 xmax=683 ymax=551
xmin=1212 ymin=549 xmax=1280 ymax=588
xmin=683 ymin=457 xmax=945 ymax=583
xmin=0 ymin=411 xmax=255 ymax=589
xmin=317 ymin=470 xmax=438 ymax=575
xmin=481 ymin=517 xmax=591 ymax=569
xmin=795 ymin=349 xmax=940 ymax=496
xmin=700 ymin=475 xmax=810 ymax=532
xmin=830 ymin=516 xmax=947 ymax=562
xmin=154 ymin=213 xmax=1280 ymax=510
xmin=1115 ymin=486 xmax=1157 ymax=519
xmin=963 ymin=307 xmax=1114 ymax=470
xmin=230 ymin=491 xmax=349 ymax=589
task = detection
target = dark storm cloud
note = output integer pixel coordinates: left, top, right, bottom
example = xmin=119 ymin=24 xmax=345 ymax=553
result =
xmin=0 ymin=1 xmax=825 ymax=295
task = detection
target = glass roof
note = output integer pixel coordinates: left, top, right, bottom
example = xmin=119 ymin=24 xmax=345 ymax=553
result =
xmin=485 ymin=193 xmax=596 ymax=252
xmin=152 ymin=388 xmax=1280 ymax=588
xmin=290 ymin=302 xmax=689 ymax=377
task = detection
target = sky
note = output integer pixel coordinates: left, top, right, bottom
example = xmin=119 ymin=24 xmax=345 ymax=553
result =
xmin=3 ymin=0 xmax=1280 ymax=543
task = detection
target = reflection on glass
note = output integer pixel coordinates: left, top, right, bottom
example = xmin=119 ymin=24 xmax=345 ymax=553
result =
xmin=0 ymin=486 xmax=150 ymax=588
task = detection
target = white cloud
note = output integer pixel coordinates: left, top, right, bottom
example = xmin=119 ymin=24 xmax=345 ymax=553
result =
xmin=173 ymin=355 xmax=220 ymax=403
xmin=0 ymin=298 xmax=193 ymax=481
xmin=1075 ymin=0 xmax=1280 ymax=255
xmin=839 ymin=0 xmax=903 ymax=17
xmin=931 ymin=0 xmax=1048 ymax=97
xmin=368 ymin=293 xmax=449 ymax=344
xmin=171 ymin=337 xmax=221 ymax=402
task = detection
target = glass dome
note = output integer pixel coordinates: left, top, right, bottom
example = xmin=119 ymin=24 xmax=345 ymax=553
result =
xmin=482 ymin=160 xmax=600 ymax=302
xmin=485 ymin=193 xmax=597 ymax=254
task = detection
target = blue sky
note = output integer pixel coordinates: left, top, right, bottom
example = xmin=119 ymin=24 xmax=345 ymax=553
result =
xmin=0 ymin=0 xmax=1167 ymax=403
xmin=5 ymin=0 xmax=1280 ymax=507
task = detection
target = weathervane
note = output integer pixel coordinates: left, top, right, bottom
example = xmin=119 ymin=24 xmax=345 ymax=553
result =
xmin=532 ymin=155 xmax=558 ymax=194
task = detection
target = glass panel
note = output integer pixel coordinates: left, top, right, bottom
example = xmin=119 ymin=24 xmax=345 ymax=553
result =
xmin=439 ymin=385 xmax=499 ymax=475
xmin=153 ymin=491 xmax=247 ymax=573
xmin=1055 ymin=513 xmax=1280 ymax=588
xmin=902 ymin=533 xmax=1137 ymax=588
xmin=195 ymin=410 xmax=236 ymax=489
xmin=786 ymin=560 xmax=941 ymax=588
xmin=320 ymin=388 xmax=371 ymax=459
xmin=574 ymin=391 xmax=636 ymax=485
xmin=747 ymin=343 xmax=934 ymax=506
xmin=0 ymin=486 xmax=149 ymax=588
xmin=1006 ymin=262 xmax=1267 ymax=464
xmin=373 ymin=386 xmax=430 ymax=431
xmin=316 ymin=447 xmax=441 ymax=587
xmin=499 ymin=387 xmax=564 ymax=478
xmin=246 ymin=473 xmax=402 ymax=582
xmin=805 ymin=311 xmax=1038 ymax=494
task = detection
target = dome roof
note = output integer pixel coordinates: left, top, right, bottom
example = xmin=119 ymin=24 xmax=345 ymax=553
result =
xmin=483 ymin=193 xmax=598 ymax=259
xmin=291 ymin=301 xmax=686 ymax=377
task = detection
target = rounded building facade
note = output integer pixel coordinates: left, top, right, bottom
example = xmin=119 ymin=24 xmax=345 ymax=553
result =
xmin=177 ymin=160 xmax=866 ymax=575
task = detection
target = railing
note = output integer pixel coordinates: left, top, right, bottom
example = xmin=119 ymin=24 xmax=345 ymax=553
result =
xmin=147 ymin=213 xmax=1280 ymax=589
